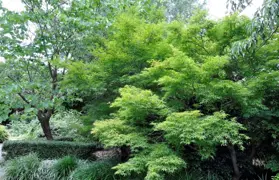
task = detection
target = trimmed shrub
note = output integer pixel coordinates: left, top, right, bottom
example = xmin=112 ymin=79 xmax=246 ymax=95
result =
xmin=4 ymin=153 xmax=40 ymax=180
xmin=54 ymin=137 xmax=74 ymax=141
xmin=2 ymin=140 xmax=101 ymax=160
xmin=70 ymin=160 xmax=117 ymax=180
xmin=0 ymin=125 xmax=9 ymax=142
xmin=53 ymin=156 xmax=78 ymax=179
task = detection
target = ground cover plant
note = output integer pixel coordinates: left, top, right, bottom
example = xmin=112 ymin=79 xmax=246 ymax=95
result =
xmin=3 ymin=153 xmax=117 ymax=180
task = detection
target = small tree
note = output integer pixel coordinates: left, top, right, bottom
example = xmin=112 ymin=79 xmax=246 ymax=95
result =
xmin=92 ymin=85 xmax=248 ymax=179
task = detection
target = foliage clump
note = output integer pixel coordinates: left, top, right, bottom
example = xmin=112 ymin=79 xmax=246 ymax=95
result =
xmin=155 ymin=110 xmax=248 ymax=158
xmin=0 ymin=125 xmax=8 ymax=142
xmin=70 ymin=160 xmax=117 ymax=180
xmin=4 ymin=153 xmax=41 ymax=180
xmin=4 ymin=154 xmax=118 ymax=180
xmin=7 ymin=110 xmax=85 ymax=141
xmin=53 ymin=156 xmax=78 ymax=179
xmin=92 ymin=84 xmax=246 ymax=179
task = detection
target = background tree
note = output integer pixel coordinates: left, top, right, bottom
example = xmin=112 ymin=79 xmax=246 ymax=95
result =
xmin=156 ymin=0 xmax=206 ymax=22
xmin=0 ymin=0 xmax=127 ymax=139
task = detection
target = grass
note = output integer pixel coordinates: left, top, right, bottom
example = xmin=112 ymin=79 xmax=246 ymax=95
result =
xmin=53 ymin=156 xmax=78 ymax=179
xmin=70 ymin=160 xmax=117 ymax=180
xmin=4 ymin=153 xmax=40 ymax=180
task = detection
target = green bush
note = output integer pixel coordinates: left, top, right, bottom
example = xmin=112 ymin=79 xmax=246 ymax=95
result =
xmin=54 ymin=137 xmax=74 ymax=141
xmin=0 ymin=125 xmax=8 ymax=142
xmin=7 ymin=110 xmax=87 ymax=141
xmin=50 ymin=111 xmax=85 ymax=141
xmin=53 ymin=156 xmax=78 ymax=179
xmin=70 ymin=160 xmax=117 ymax=180
xmin=273 ymin=174 xmax=279 ymax=180
xmin=4 ymin=153 xmax=40 ymax=180
xmin=2 ymin=140 xmax=101 ymax=160
xmin=7 ymin=118 xmax=43 ymax=140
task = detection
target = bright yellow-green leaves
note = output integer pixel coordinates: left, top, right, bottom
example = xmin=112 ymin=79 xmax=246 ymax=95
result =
xmin=92 ymin=86 xmax=167 ymax=152
xmin=92 ymin=86 xmax=185 ymax=179
xmin=67 ymin=5 xmax=279 ymax=179
xmin=111 ymin=86 xmax=168 ymax=126
xmin=155 ymin=110 xmax=248 ymax=159
xmin=92 ymin=85 xmax=248 ymax=179
xmin=113 ymin=144 xmax=185 ymax=180
xmin=90 ymin=16 xmax=253 ymax=177
xmin=92 ymin=119 xmax=149 ymax=152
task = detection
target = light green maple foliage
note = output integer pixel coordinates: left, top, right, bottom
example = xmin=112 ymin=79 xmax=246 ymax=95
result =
xmin=155 ymin=110 xmax=248 ymax=159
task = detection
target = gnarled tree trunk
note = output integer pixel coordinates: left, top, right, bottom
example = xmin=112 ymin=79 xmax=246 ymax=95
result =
xmin=37 ymin=109 xmax=53 ymax=140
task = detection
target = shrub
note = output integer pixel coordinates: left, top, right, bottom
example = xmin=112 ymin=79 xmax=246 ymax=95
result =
xmin=2 ymin=140 xmax=101 ymax=160
xmin=7 ymin=119 xmax=43 ymax=140
xmin=4 ymin=153 xmax=40 ymax=180
xmin=53 ymin=156 xmax=78 ymax=179
xmin=0 ymin=125 xmax=8 ymax=142
xmin=70 ymin=160 xmax=117 ymax=180
xmin=273 ymin=174 xmax=279 ymax=180
xmin=50 ymin=111 xmax=86 ymax=141
xmin=7 ymin=110 xmax=86 ymax=141
xmin=54 ymin=137 xmax=74 ymax=141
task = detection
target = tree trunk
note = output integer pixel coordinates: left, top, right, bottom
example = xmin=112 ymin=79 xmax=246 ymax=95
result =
xmin=228 ymin=145 xmax=240 ymax=180
xmin=37 ymin=110 xmax=53 ymax=140
xmin=120 ymin=146 xmax=130 ymax=161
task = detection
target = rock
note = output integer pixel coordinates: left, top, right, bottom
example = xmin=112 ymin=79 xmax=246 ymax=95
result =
xmin=92 ymin=148 xmax=121 ymax=161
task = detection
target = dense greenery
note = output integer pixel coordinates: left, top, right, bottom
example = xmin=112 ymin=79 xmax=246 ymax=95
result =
xmin=2 ymin=140 xmax=100 ymax=160
xmin=6 ymin=110 xmax=85 ymax=141
xmin=53 ymin=156 xmax=78 ymax=179
xmin=4 ymin=153 xmax=117 ymax=180
xmin=4 ymin=153 xmax=41 ymax=180
xmin=0 ymin=0 xmax=279 ymax=179
xmin=0 ymin=125 xmax=8 ymax=142
xmin=70 ymin=159 xmax=117 ymax=180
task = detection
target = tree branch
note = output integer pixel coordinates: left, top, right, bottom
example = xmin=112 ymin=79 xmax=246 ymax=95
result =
xmin=17 ymin=93 xmax=31 ymax=105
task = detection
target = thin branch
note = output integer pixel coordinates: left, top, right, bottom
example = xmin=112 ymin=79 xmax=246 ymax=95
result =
xmin=48 ymin=62 xmax=54 ymax=79
xmin=17 ymin=92 xmax=31 ymax=105
xmin=255 ymin=26 xmax=279 ymax=51
xmin=7 ymin=75 xmax=35 ymax=107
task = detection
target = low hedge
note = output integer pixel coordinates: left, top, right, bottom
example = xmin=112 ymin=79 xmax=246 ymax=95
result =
xmin=2 ymin=140 xmax=102 ymax=160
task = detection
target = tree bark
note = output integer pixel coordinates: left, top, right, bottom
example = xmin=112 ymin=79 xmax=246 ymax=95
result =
xmin=120 ymin=146 xmax=130 ymax=161
xmin=37 ymin=110 xmax=53 ymax=140
xmin=228 ymin=145 xmax=240 ymax=180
